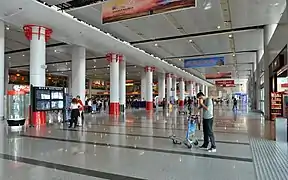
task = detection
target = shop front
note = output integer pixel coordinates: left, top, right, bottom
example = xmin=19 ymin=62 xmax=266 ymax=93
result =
xmin=269 ymin=45 xmax=288 ymax=120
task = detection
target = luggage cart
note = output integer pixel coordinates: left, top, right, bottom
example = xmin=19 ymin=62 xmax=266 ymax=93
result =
xmin=169 ymin=115 xmax=199 ymax=148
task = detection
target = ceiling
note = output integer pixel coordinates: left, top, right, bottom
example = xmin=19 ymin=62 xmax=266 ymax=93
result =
xmin=2 ymin=0 xmax=287 ymax=84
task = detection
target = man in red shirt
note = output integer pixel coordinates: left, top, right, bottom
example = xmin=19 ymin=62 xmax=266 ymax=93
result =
xmin=76 ymin=95 xmax=84 ymax=126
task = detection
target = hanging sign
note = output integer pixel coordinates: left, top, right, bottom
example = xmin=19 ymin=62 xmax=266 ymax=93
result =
xmin=215 ymin=80 xmax=235 ymax=87
xmin=184 ymin=56 xmax=225 ymax=68
xmin=205 ymin=72 xmax=232 ymax=79
xmin=102 ymin=0 xmax=196 ymax=24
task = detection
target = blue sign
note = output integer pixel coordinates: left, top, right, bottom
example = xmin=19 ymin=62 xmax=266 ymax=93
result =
xmin=184 ymin=56 xmax=225 ymax=68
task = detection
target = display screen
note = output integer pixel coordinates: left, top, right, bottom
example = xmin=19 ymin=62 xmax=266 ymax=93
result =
xmin=36 ymin=100 xmax=50 ymax=110
xmin=51 ymin=101 xmax=64 ymax=109
xmin=51 ymin=91 xmax=63 ymax=99
xmin=36 ymin=90 xmax=50 ymax=100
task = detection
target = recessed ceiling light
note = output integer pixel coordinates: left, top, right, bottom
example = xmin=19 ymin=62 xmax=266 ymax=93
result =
xmin=188 ymin=40 xmax=193 ymax=43
xmin=22 ymin=54 xmax=25 ymax=57
xmin=179 ymin=59 xmax=182 ymax=61
xmin=94 ymin=66 xmax=96 ymax=68
xmin=6 ymin=27 xmax=9 ymax=30
xmin=232 ymin=54 xmax=236 ymax=57
xmin=228 ymin=34 xmax=233 ymax=38
xmin=217 ymin=26 xmax=221 ymax=29
xmin=154 ymin=43 xmax=158 ymax=47
xmin=54 ymin=50 xmax=57 ymax=52
xmin=108 ymin=64 xmax=110 ymax=67
xmin=8 ymin=56 xmax=11 ymax=59
xmin=93 ymin=60 xmax=96 ymax=62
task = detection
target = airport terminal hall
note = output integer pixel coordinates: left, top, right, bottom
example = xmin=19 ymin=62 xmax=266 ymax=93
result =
xmin=1 ymin=0 xmax=288 ymax=179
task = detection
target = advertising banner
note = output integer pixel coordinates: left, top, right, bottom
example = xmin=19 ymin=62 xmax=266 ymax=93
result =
xmin=215 ymin=80 xmax=235 ymax=87
xmin=184 ymin=56 xmax=225 ymax=68
xmin=102 ymin=0 xmax=196 ymax=24
xmin=205 ymin=72 xmax=232 ymax=79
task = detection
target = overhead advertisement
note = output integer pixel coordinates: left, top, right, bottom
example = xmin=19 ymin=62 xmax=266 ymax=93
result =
xmin=215 ymin=80 xmax=235 ymax=87
xmin=205 ymin=72 xmax=232 ymax=79
xmin=184 ymin=56 xmax=225 ymax=68
xmin=102 ymin=0 xmax=196 ymax=24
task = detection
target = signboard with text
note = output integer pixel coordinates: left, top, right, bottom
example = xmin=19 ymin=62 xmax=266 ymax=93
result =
xmin=205 ymin=72 xmax=232 ymax=79
xmin=215 ymin=80 xmax=235 ymax=87
xmin=102 ymin=0 xmax=196 ymax=24
xmin=184 ymin=56 xmax=225 ymax=68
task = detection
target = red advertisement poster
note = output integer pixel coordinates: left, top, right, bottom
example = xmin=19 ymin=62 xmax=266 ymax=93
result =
xmin=102 ymin=0 xmax=196 ymax=24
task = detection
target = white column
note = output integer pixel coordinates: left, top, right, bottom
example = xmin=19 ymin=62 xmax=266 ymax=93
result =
xmin=68 ymin=75 xmax=72 ymax=94
xmin=0 ymin=21 xmax=4 ymax=120
xmin=29 ymin=26 xmax=47 ymax=86
xmin=145 ymin=67 xmax=154 ymax=110
xmin=141 ymin=70 xmax=146 ymax=101
xmin=71 ymin=46 xmax=86 ymax=104
xmin=4 ymin=59 xmax=9 ymax=95
xmin=107 ymin=53 xmax=120 ymax=115
xmin=158 ymin=73 xmax=165 ymax=102
xmin=192 ymin=82 xmax=195 ymax=96
xmin=179 ymin=78 xmax=185 ymax=107
xmin=196 ymin=83 xmax=200 ymax=93
xmin=166 ymin=73 xmax=172 ymax=102
xmin=172 ymin=76 xmax=177 ymax=100
xmin=88 ymin=79 xmax=92 ymax=98
xmin=204 ymin=85 xmax=209 ymax=96
xmin=256 ymin=50 xmax=262 ymax=110
xmin=187 ymin=81 xmax=193 ymax=97
xmin=119 ymin=59 xmax=126 ymax=110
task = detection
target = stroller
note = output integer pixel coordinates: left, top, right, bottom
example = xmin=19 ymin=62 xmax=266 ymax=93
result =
xmin=169 ymin=115 xmax=200 ymax=148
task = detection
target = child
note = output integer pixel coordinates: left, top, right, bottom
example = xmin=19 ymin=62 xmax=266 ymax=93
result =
xmin=69 ymin=98 xmax=80 ymax=128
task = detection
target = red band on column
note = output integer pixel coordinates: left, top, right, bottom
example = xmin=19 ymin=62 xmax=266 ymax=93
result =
xmin=106 ymin=53 xmax=122 ymax=63
xmin=166 ymin=73 xmax=171 ymax=78
xmin=109 ymin=102 xmax=120 ymax=115
xmin=146 ymin=101 xmax=153 ymax=111
xmin=32 ymin=111 xmax=46 ymax=126
xmin=117 ymin=54 xmax=123 ymax=62
xmin=144 ymin=66 xmax=155 ymax=72
xmin=23 ymin=24 xmax=53 ymax=42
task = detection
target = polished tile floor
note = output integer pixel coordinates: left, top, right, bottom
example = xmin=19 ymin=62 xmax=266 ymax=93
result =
xmin=0 ymin=106 xmax=284 ymax=180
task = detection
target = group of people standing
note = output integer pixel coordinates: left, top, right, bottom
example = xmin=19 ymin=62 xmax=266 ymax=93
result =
xmin=86 ymin=98 xmax=108 ymax=113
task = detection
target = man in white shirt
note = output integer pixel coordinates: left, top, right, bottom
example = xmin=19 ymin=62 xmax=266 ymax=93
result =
xmin=197 ymin=92 xmax=216 ymax=152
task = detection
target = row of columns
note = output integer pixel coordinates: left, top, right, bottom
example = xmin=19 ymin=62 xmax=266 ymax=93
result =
xmin=0 ymin=22 xmax=209 ymax=120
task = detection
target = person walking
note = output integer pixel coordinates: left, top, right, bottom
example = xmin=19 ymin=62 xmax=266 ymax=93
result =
xmin=197 ymin=92 xmax=216 ymax=152
xmin=232 ymin=97 xmax=238 ymax=110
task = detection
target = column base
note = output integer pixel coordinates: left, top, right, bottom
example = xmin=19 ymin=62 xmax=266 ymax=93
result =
xmin=146 ymin=101 xmax=153 ymax=111
xmin=32 ymin=111 xmax=46 ymax=126
xmin=109 ymin=102 xmax=120 ymax=115
xmin=179 ymin=100 xmax=184 ymax=108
